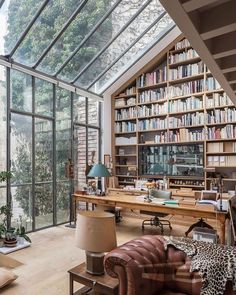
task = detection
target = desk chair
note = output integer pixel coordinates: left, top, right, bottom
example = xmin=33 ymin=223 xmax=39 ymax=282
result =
xmin=185 ymin=190 xmax=218 ymax=236
xmin=141 ymin=190 xmax=172 ymax=234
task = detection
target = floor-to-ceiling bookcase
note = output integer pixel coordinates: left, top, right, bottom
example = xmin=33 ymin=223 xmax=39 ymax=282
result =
xmin=112 ymin=37 xmax=236 ymax=192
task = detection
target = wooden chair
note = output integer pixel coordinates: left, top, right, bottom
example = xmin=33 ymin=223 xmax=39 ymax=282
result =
xmin=141 ymin=190 xmax=172 ymax=234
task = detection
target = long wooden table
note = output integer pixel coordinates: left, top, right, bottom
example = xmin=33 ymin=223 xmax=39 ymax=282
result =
xmin=73 ymin=193 xmax=228 ymax=243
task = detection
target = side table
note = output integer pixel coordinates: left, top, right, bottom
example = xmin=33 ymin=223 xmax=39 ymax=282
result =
xmin=68 ymin=262 xmax=118 ymax=295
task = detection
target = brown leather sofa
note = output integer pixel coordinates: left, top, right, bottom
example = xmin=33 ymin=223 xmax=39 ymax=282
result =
xmin=104 ymin=235 xmax=236 ymax=295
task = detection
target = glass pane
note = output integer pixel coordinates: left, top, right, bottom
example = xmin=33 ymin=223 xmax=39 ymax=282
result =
xmin=0 ymin=66 xmax=7 ymax=176
xmin=73 ymin=95 xmax=86 ymax=124
xmin=58 ymin=0 xmax=147 ymax=82
xmin=56 ymin=181 xmax=70 ymax=224
xmin=90 ymin=15 xmax=173 ymax=93
xmin=37 ymin=0 xmax=112 ymax=75
xmin=88 ymin=128 xmax=99 ymax=165
xmin=88 ymin=99 xmax=99 ymax=126
xmin=11 ymin=185 xmax=33 ymax=232
xmin=0 ymin=188 xmax=6 ymax=208
xmin=11 ymin=113 xmax=32 ymax=185
xmin=11 ymin=70 xmax=32 ymax=112
xmin=35 ymin=183 xmax=53 ymax=228
xmin=75 ymin=2 xmax=166 ymax=88
xmin=35 ymin=118 xmax=53 ymax=183
xmin=13 ymin=0 xmax=81 ymax=66
xmin=35 ymin=78 xmax=53 ymax=117
xmin=73 ymin=126 xmax=87 ymax=190
xmin=0 ymin=0 xmax=44 ymax=55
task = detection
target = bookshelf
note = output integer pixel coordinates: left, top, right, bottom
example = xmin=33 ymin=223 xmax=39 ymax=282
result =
xmin=111 ymin=37 xmax=236 ymax=192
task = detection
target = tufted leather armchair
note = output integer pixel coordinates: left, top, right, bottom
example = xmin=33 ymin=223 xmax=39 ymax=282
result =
xmin=104 ymin=235 xmax=236 ymax=295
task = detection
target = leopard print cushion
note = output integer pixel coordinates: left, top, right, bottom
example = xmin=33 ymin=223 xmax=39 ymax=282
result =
xmin=164 ymin=236 xmax=236 ymax=295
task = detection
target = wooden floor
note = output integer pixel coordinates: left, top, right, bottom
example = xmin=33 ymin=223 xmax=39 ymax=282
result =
xmin=0 ymin=216 xmax=215 ymax=295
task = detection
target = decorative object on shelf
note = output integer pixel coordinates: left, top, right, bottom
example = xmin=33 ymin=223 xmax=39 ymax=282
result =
xmin=75 ymin=211 xmax=117 ymax=275
xmin=87 ymin=163 xmax=111 ymax=194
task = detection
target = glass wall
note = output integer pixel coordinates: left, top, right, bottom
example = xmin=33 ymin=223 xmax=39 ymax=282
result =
xmin=0 ymin=66 xmax=101 ymax=231
xmin=0 ymin=65 xmax=7 ymax=207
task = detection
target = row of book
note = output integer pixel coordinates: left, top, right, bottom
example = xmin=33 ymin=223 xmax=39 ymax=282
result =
xmin=207 ymin=125 xmax=236 ymax=140
xmin=137 ymin=66 xmax=167 ymax=87
xmin=205 ymin=77 xmax=221 ymax=91
xmin=169 ymin=61 xmax=204 ymax=80
xmin=137 ymin=103 xmax=168 ymax=117
xmin=169 ymin=96 xmax=203 ymax=112
xmin=174 ymin=39 xmax=190 ymax=50
xmin=207 ymin=155 xmax=236 ymax=167
xmin=205 ymin=92 xmax=233 ymax=108
xmin=169 ymin=112 xmax=205 ymax=128
xmin=115 ymin=122 xmax=136 ymax=133
xmin=138 ymin=88 xmax=167 ymax=103
xmin=169 ymin=79 xmax=204 ymax=97
xmin=138 ymin=118 xmax=168 ymax=131
xmin=169 ymin=128 xmax=205 ymax=142
xmin=206 ymin=108 xmax=236 ymax=124
xmin=115 ymin=97 xmax=136 ymax=107
xmin=115 ymin=136 xmax=137 ymax=145
xmin=115 ymin=107 xmax=137 ymax=120
xmin=169 ymin=48 xmax=199 ymax=64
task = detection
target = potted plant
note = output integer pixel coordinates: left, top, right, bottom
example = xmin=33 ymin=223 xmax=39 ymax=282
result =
xmin=15 ymin=216 xmax=31 ymax=244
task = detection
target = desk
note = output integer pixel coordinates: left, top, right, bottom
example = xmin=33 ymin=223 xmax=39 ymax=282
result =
xmin=68 ymin=263 xmax=118 ymax=295
xmin=73 ymin=193 xmax=228 ymax=244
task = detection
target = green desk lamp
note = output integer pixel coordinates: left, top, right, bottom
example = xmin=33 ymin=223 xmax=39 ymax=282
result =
xmin=87 ymin=163 xmax=111 ymax=194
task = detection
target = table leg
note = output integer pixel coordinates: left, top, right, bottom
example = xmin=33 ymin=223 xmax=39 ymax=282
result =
xmin=69 ymin=274 xmax=73 ymax=295
xmin=86 ymin=202 xmax=89 ymax=211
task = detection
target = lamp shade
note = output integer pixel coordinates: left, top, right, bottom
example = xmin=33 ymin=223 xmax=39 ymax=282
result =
xmin=87 ymin=163 xmax=111 ymax=177
xmin=75 ymin=211 xmax=117 ymax=253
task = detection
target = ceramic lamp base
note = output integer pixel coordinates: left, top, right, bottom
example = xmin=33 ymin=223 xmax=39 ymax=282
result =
xmin=86 ymin=251 xmax=105 ymax=275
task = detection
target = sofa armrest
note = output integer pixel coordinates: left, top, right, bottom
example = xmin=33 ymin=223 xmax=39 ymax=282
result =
xmin=104 ymin=235 xmax=167 ymax=295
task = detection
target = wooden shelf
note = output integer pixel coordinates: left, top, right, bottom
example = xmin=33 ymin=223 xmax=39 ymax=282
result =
xmin=169 ymin=45 xmax=192 ymax=54
xmin=169 ymin=91 xmax=204 ymax=101
xmin=115 ymin=165 xmax=137 ymax=167
xmin=115 ymin=154 xmax=136 ymax=157
xmin=138 ymin=128 xmax=168 ymax=133
xmin=114 ymin=93 xmax=136 ymax=99
xmin=137 ymin=113 xmax=168 ymax=119
xmin=169 ymin=124 xmax=204 ymax=130
xmin=138 ymin=140 xmax=204 ymax=146
xmin=114 ymin=103 xmax=136 ymax=109
xmin=169 ymin=108 xmax=204 ymax=115
xmin=115 ymin=117 xmax=136 ymax=122
xmin=206 ymin=152 xmax=236 ymax=155
xmin=169 ymin=184 xmax=205 ymax=188
xmin=206 ymin=104 xmax=235 ymax=110
xmin=169 ymin=73 xmax=204 ymax=85
xmin=205 ymin=89 xmax=224 ymax=95
xmin=206 ymin=138 xmax=236 ymax=142
xmin=137 ymin=98 xmax=167 ymax=105
xmin=114 ymin=131 xmax=136 ymax=135
xmin=137 ymin=81 xmax=167 ymax=90
xmin=116 ymin=175 xmax=137 ymax=178
xmin=206 ymin=121 xmax=236 ymax=127
xmin=169 ymin=56 xmax=201 ymax=68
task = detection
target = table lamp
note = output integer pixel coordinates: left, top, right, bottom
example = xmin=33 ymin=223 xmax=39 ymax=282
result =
xmin=87 ymin=163 xmax=111 ymax=193
xmin=75 ymin=211 xmax=117 ymax=275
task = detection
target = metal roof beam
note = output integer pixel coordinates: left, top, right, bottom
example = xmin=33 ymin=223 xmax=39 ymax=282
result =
xmin=9 ymin=0 xmax=50 ymax=57
xmin=54 ymin=0 xmax=122 ymax=77
xmin=72 ymin=0 xmax=153 ymax=84
xmin=87 ymin=12 xmax=166 ymax=90
xmin=0 ymin=56 xmax=103 ymax=101
xmin=33 ymin=0 xmax=89 ymax=68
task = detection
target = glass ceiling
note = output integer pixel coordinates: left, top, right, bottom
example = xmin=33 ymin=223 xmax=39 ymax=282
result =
xmin=0 ymin=0 xmax=174 ymax=96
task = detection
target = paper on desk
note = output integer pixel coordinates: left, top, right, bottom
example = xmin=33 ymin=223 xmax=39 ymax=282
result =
xmin=136 ymin=195 xmax=146 ymax=201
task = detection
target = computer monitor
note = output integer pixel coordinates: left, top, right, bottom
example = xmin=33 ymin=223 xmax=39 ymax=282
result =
xmin=201 ymin=190 xmax=218 ymax=201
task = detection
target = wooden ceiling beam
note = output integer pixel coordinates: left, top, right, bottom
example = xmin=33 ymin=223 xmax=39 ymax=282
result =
xmin=218 ymin=55 xmax=236 ymax=73
xmin=205 ymin=31 xmax=236 ymax=59
xmin=224 ymin=72 xmax=236 ymax=84
xmin=182 ymin=0 xmax=219 ymax=12
xmin=199 ymin=1 xmax=236 ymax=40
